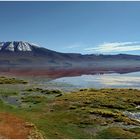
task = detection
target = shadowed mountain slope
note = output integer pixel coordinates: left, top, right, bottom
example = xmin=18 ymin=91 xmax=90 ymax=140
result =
xmin=0 ymin=41 xmax=140 ymax=73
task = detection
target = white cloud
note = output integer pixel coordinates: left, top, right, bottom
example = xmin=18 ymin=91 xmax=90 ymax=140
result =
xmin=85 ymin=41 xmax=140 ymax=54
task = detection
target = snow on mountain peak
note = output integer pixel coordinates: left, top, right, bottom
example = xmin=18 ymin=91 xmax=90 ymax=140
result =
xmin=0 ymin=41 xmax=40 ymax=52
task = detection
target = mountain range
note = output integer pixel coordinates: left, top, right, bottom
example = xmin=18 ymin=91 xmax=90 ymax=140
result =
xmin=0 ymin=41 xmax=140 ymax=74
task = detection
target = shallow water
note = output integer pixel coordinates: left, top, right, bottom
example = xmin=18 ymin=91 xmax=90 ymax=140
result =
xmin=50 ymin=72 xmax=140 ymax=90
xmin=0 ymin=96 xmax=20 ymax=106
xmin=1 ymin=68 xmax=140 ymax=91
xmin=1 ymin=66 xmax=140 ymax=90
xmin=124 ymin=111 xmax=140 ymax=122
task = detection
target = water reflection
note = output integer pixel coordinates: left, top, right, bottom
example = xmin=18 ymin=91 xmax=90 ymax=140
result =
xmin=0 ymin=66 xmax=140 ymax=79
xmin=0 ymin=66 xmax=140 ymax=89
xmin=52 ymin=72 xmax=140 ymax=89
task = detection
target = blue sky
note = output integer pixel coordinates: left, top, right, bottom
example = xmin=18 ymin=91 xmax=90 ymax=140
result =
xmin=0 ymin=1 xmax=140 ymax=55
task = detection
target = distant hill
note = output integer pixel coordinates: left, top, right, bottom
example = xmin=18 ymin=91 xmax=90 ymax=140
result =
xmin=0 ymin=41 xmax=140 ymax=73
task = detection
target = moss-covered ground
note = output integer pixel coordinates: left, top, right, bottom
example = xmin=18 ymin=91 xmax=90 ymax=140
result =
xmin=0 ymin=77 xmax=140 ymax=138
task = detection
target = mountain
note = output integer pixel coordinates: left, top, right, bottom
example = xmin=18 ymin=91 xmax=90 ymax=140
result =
xmin=0 ymin=41 xmax=86 ymax=66
xmin=0 ymin=41 xmax=140 ymax=74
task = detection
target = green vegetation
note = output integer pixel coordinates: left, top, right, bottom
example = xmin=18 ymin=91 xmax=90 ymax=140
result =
xmin=96 ymin=127 xmax=140 ymax=139
xmin=0 ymin=88 xmax=19 ymax=96
xmin=21 ymin=95 xmax=47 ymax=104
xmin=61 ymin=88 xmax=140 ymax=111
xmin=25 ymin=88 xmax=62 ymax=94
xmin=0 ymin=76 xmax=28 ymax=84
xmin=0 ymin=87 xmax=140 ymax=138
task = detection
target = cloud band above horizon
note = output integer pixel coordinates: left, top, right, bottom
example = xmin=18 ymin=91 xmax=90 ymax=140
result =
xmin=85 ymin=42 xmax=140 ymax=54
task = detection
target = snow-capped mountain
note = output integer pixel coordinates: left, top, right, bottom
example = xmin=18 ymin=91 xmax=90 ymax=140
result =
xmin=0 ymin=41 xmax=39 ymax=52
xmin=0 ymin=41 xmax=83 ymax=66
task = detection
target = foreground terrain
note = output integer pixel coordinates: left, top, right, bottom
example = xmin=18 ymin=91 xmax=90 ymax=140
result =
xmin=0 ymin=76 xmax=140 ymax=138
